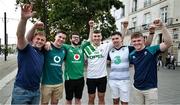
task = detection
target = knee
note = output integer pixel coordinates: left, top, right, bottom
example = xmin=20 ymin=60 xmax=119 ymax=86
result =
xmin=113 ymin=98 xmax=119 ymax=104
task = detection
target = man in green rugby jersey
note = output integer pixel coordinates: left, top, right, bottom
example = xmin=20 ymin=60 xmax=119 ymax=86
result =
xmin=63 ymin=21 xmax=94 ymax=105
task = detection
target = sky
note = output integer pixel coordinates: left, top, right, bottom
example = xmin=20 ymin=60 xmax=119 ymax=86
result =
xmin=0 ymin=0 xmax=33 ymax=45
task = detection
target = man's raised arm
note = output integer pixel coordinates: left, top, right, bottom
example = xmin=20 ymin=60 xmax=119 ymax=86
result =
xmin=26 ymin=21 xmax=44 ymax=42
xmin=16 ymin=4 xmax=36 ymax=49
xmin=145 ymin=24 xmax=156 ymax=46
xmin=88 ymin=20 xmax=94 ymax=42
xmin=153 ymin=19 xmax=173 ymax=51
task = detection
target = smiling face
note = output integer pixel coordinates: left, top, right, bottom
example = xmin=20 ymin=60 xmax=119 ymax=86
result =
xmin=111 ymin=32 xmax=123 ymax=48
xmin=131 ymin=32 xmax=145 ymax=51
xmin=70 ymin=34 xmax=80 ymax=46
xmin=92 ymin=32 xmax=102 ymax=46
xmin=54 ymin=32 xmax=66 ymax=47
xmin=32 ymin=32 xmax=46 ymax=50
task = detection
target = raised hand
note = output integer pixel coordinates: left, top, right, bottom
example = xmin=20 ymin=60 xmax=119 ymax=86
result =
xmin=153 ymin=19 xmax=165 ymax=28
xmin=122 ymin=21 xmax=129 ymax=29
xmin=148 ymin=24 xmax=156 ymax=33
xmin=34 ymin=21 xmax=44 ymax=29
xmin=89 ymin=20 xmax=94 ymax=28
xmin=21 ymin=4 xmax=36 ymax=20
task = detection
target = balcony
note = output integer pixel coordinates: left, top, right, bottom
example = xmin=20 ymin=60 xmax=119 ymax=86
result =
xmin=128 ymin=23 xmax=151 ymax=34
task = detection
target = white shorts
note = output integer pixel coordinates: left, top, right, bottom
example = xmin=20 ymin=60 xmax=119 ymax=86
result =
xmin=108 ymin=80 xmax=130 ymax=102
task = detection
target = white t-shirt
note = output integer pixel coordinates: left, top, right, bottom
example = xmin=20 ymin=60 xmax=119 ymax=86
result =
xmin=84 ymin=42 xmax=113 ymax=78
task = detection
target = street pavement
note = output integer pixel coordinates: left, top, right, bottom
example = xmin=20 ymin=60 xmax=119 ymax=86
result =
xmin=0 ymin=54 xmax=180 ymax=104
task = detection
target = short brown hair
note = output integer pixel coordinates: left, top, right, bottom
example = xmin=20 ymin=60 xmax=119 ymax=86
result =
xmin=131 ymin=32 xmax=143 ymax=39
xmin=71 ymin=32 xmax=79 ymax=38
xmin=111 ymin=31 xmax=122 ymax=37
xmin=93 ymin=30 xmax=101 ymax=34
xmin=34 ymin=31 xmax=45 ymax=36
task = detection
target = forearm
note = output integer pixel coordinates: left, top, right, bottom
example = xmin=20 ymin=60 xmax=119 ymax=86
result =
xmin=16 ymin=19 xmax=27 ymax=38
xmin=162 ymin=26 xmax=173 ymax=47
xmin=26 ymin=25 xmax=36 ymax=42
xmin=121 ymin=27 xmax=128 ymax=37
xmin=88 ymin=27 xmax=94 ymax=42
xmin=145 ymin=33 xmax=154 ymax=46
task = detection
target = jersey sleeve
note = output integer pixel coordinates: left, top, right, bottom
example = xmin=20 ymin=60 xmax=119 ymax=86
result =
xmin=81 ymin=41 xmax=90 ymax=50
xmin=146 ymin=45 xmax=161 ymax=55
xmin=128 ymin=46 xmax=135 ymax=53
xmin=62 ymin=44 xmax=69 ymax=60
xmin=107 ymin=42 xmax=114 ymax=51
xmin=62 ymin=44 xmax=69 ymax=50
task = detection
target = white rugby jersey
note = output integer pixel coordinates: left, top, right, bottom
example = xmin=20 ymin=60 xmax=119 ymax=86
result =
xmin=108 ymin=46 xmax=130 ymax=80
xmin=84 ymin=42 xmax=113 ymax=78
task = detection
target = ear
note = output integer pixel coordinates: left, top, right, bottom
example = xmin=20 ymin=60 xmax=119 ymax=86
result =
xmin=70 ymin=38 xmax=72 ymax=42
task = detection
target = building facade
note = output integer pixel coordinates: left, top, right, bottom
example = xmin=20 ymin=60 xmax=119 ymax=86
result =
xmin=114 ymin=0 xmax=180 ymax=66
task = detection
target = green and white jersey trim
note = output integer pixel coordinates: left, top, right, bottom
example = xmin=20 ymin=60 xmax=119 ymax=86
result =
xmin=84 ymin=44 xmax=96 ymax=57
xmin=84 ymin=42 xmax=113 ymax=78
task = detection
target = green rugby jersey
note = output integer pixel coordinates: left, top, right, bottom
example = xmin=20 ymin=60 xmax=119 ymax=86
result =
xmin=64 ymin=41 xmax=90 ymax=80
xmin=41 ymin=44 xmax=66 ymax=85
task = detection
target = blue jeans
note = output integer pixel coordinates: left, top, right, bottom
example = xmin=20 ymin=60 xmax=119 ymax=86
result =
xmin=11 ymin=84 xmax=40 ymax=105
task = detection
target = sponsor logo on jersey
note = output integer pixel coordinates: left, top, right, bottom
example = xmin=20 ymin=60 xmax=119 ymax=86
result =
xmin=54 ymin=56 xmax=61 ymax=63
xmin=74 ymin=54 xmax=80 ymax=60
xmin=50 ymin=56 xmax=62 ymax=67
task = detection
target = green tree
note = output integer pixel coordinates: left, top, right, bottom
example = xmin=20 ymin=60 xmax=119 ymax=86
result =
xmin=16 ymin=0 xmax=123 ymax=42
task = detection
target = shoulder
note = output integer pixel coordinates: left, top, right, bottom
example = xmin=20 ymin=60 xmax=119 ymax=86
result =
xmin=17 ymin=44 xmax=31 ymax=52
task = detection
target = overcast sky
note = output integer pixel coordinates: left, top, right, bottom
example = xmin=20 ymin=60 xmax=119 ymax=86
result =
xmin=0 ymin=0 xmax=33 ymax=45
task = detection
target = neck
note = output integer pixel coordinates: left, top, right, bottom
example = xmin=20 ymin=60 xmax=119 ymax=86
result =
xmin=114 ymin=43 xmax=122 ymax=49
xmin=93 ymin=43 xmax=100 ymax=47
xmin=71 ymin=44 xmax=78 ymax=47
xmin=136 ymin=45 xmax=145 ymax=51
xmin=53 ymin=42 xmax=61 ymax=48
xmin=32 ymin=45 xmax=42 ymax=50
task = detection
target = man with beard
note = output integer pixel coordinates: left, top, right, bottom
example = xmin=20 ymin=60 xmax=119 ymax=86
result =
xmin=64 ymin=21 xmax=93 ymax=105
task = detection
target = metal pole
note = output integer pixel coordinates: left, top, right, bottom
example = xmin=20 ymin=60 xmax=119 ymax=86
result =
xmin=4 ymin=12 xmax=8 ymax=61
xmin=0 ymin=38 xmax=1 ymax=55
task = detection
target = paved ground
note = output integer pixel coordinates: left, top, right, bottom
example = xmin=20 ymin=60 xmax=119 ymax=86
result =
xmin=0 ymin=54 xmax=180 ymax=104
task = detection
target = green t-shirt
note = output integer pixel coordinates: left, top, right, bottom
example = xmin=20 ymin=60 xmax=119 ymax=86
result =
xmin=41 ymin=44 xmax=66 ymax=85
xmin=64 ymin=41 xmax=90 ymax=80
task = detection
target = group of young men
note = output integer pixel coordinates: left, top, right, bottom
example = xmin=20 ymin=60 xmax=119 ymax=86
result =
xmin=11 ymin=4 xmax=173 ymax=105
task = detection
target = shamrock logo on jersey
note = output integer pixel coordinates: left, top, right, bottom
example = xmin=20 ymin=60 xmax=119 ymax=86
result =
xmin=74 ymin=54 xmax=80 ymax=60
xmin=114 ymin=56 xmax=121 ymax=64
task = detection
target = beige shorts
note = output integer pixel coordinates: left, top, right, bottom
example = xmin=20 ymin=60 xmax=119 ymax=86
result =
xmin=41 ymin=84 xmax=63 ymax=104
xmin=132 ymin=86 xmax=158 ymax=105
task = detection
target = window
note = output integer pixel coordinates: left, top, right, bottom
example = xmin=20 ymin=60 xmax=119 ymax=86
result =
xmin=132 ymin=17 xmax=137 ymax=27
xmin=173 ymin=34 xmax=179 ymax=39
xmin=173 ymin=28 xmax=179 ymax=39
xmin=144 ymin=0 xmax=151 ymax=7
xmin=160 ymin=6 xmax=168 ymax=23
xmin=144 ymin=12 xmax=151 ymax=25
xmin=132 ymin=0 xmax=137 ymax=12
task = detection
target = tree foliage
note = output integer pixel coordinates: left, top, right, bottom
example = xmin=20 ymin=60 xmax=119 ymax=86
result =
xmin=16 ymin=0 xmax=123 ymax=42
